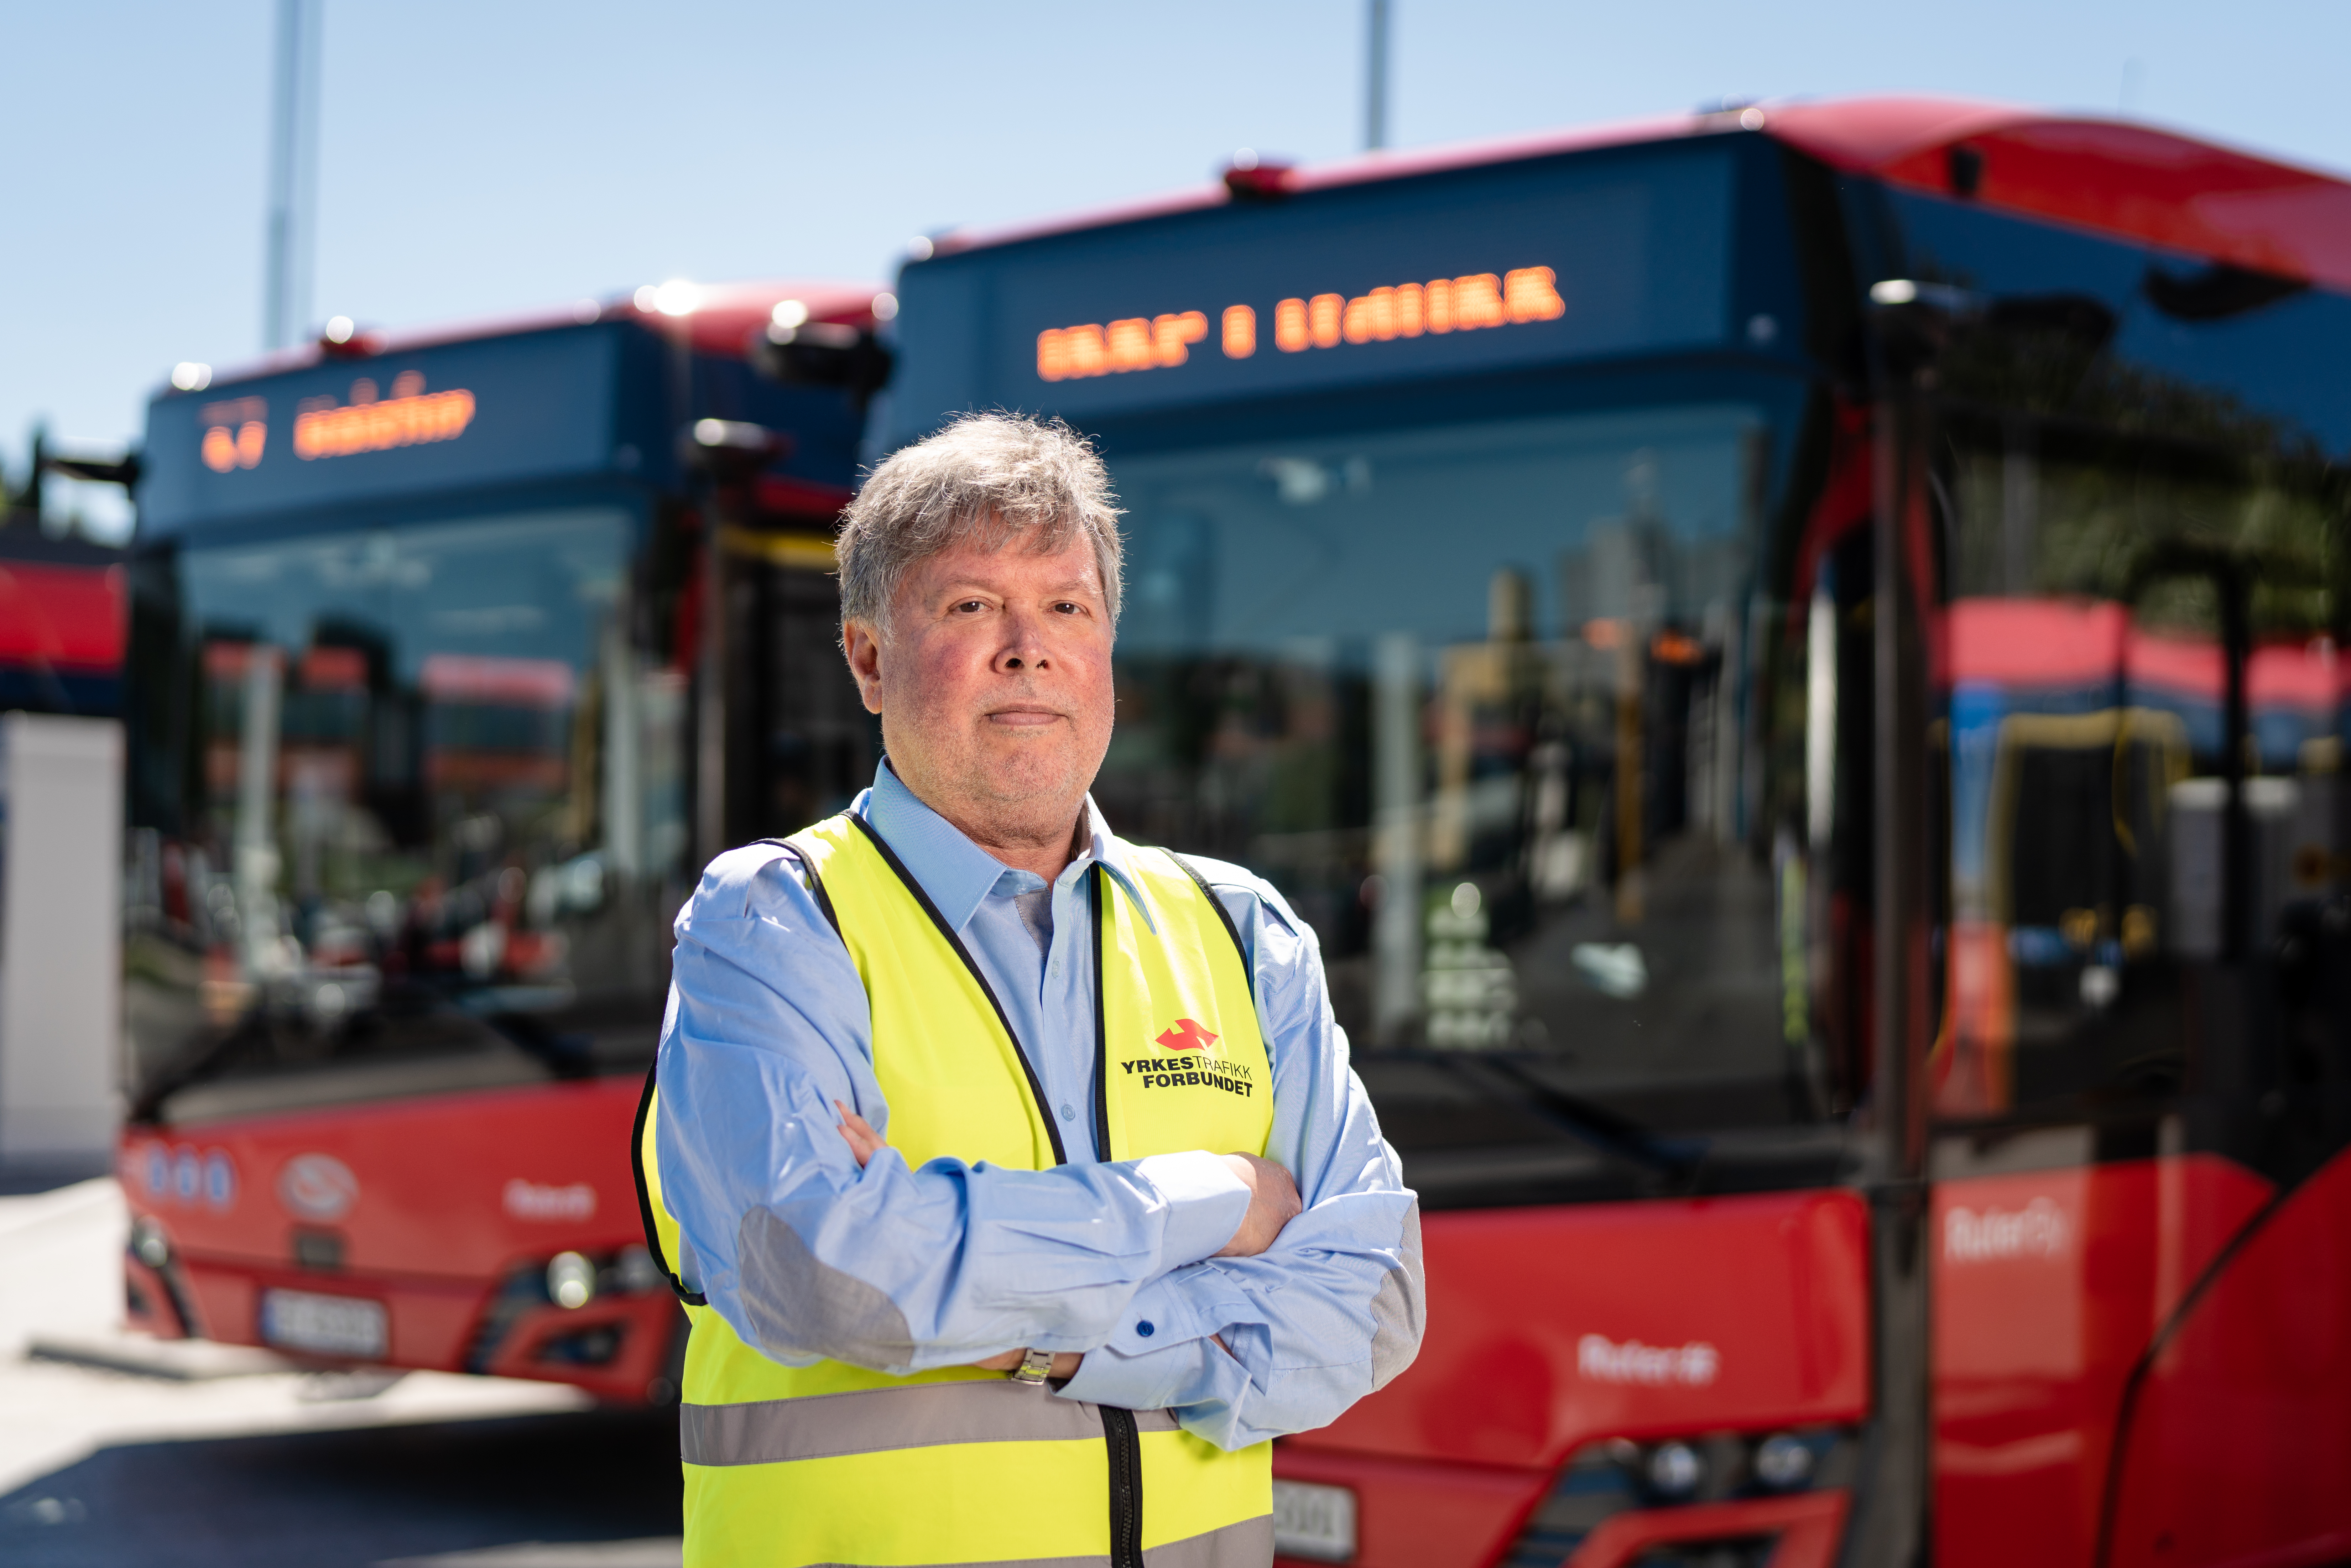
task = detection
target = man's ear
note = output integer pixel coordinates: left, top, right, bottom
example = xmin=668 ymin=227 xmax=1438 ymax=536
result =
xmin=842 ymin=620 xmax=886 ymax=716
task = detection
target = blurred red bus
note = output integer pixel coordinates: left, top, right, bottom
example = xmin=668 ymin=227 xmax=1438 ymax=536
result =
xmin=118 ymin=281 xmax=891 ymax=1404
xmin=0 ymin=527 xmax=124 ymax=717
xmin=882 ymin=96 xmax=2351 ymax=1568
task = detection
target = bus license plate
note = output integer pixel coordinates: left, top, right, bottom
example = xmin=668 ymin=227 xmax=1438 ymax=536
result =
xmin=1271 ymin=1479 xmax=1356 ymax=1562
xmin=259 ymin=1289 xmax=387 ymax=1358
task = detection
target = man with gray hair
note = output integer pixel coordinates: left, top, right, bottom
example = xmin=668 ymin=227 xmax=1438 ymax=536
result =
xmin=637 ymin=413 xmax=1423 ymax=1568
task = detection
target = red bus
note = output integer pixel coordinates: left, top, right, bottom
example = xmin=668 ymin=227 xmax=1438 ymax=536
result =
xmin=117 ymin=279 xmax=891 ymax=1404
xmin=883 ymin=97 xmax=2351 ymax=1568
xmin=0 ymin=527 xmax=123 ymax=719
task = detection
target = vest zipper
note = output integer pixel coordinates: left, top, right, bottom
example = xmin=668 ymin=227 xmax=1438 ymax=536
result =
xmin=863 ymin=822 xmax=1151 ymax=1559
xmin=1102 ymin=1404 xmax=1146 ymax=1568
xmin=1084 ymin=853 xmax=1258 ymax=1566
xmin=1090 ymin=865 xmax=1113 ymax=1164
xmin=1091 ymin=867 xmax=1147 ymax=1568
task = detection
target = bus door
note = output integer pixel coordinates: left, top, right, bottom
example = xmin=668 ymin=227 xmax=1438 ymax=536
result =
xmin=714 ymin=524 xmax=875 ymax=846
xmin=699 ymin=319 xmax=888 ymax=851
xmin=1928 ymin=408 xmax=2351 ymax=1568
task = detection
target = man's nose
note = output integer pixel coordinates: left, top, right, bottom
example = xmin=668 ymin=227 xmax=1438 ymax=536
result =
xmin=995 ymin=608 xmax=1053 ymax=673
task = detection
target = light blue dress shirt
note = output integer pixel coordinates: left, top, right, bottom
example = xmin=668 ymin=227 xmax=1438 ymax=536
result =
xmin=654 ymin=763 xmax=1425 ymax=1450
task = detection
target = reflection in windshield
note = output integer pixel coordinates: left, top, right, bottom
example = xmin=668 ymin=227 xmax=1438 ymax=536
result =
xmin=1939 ymin=428 xmax=2345 ymax=1122
xmin=125 ymin=508 xmax=689 ymax=1120
xmin=1102 ymin=406 xmax=1824 ymax=1176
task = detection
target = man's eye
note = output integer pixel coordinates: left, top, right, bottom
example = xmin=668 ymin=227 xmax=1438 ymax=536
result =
xmin=953 ymin=600 xmax=986 ymax=613
xmin=1052 ymin=601 xmax=1082 ymax=615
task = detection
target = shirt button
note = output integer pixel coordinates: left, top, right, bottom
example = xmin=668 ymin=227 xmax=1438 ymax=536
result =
xmin=1058 ymin=1104 xmax=1076 ymax=1122
xmin=1136 ymin=1320 xmax=1156 ymax=1338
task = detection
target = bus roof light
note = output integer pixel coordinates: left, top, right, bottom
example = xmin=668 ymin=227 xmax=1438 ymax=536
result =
xmin=319 ymin=316 xmax=379 ymax=359
xmin=639 ymin=279 xmax=700 ymax=318
xmin=1224 ymin=155 xmax=1294 ymax=203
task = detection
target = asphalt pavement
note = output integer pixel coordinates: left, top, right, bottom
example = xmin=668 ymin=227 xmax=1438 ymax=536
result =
xmin=0 ymin=1178 xmax=684 ymax=1567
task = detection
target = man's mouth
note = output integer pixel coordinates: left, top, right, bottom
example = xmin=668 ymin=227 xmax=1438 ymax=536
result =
xmin=985 ymin=706 xmax=1064 ymax=728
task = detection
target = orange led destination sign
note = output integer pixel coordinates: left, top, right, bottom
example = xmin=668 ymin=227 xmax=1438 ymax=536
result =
xmin=1035 ymin=265 xmax=1566 ymax=382
xmin=151 ymin=327 xmax=620 ymax=533
xmin=293 ymin=371 xmax=477 ymax=461
xmin=1036 ymin=311 xmax=1208 ymax=381
xmin=198 ymin=397 xmax=269 ymax=472
xmin=198 ymin=374 xmax=481 ymax=472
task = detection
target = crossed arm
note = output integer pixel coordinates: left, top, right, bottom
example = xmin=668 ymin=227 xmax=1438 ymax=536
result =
xmin=655 ymin=843 xmax=1425 ymax=1448
xmin=833 ymin=1102 xmax=1303 ymax=1378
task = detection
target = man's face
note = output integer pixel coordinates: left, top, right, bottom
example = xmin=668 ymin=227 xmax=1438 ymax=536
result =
xmin=844 ymin=526 xmax=1115 ymax=846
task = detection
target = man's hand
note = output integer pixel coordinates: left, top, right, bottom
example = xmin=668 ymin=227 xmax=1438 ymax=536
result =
xmin=1214 ymin=1153 xmax=1302 ymax=1257
xmin=836 ymin=1102 xmax=887 ymax=1167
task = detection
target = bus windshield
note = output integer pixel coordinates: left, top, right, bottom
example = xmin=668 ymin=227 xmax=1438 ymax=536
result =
xmin=1100 ymin=399 xmax=1834 ymax=1202
xmin=126 ymin=504 xmax=688 ymax=1123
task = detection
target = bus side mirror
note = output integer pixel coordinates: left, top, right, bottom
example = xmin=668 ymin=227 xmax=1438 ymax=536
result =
xmin=752 ymin=323 xmax=895 ymax=408
xmin=45 ymin=449 xmax=142 ymax=490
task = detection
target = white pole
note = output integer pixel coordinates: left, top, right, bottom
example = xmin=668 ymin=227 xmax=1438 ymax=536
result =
xmin=1364 ymin=0 xmax=1391 ymax=152
xmin=0 ymin=714 xmax=125 ymax=1172
xmin=1371 ymin=633 xmax=1422 ymax=1042
xmin=263 ymin=0 xmax=322 ymax=350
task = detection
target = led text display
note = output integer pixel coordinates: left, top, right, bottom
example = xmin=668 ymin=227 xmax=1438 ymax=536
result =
xmin=1034 ymin=265 xmax=1567 ymax=383
xmin=199 ymin=397 xmax=269 ymax=473
xmin=295 ymin=371 xmax=477 ymax=460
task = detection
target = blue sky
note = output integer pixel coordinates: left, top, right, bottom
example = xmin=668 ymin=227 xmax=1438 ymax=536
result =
xmin=9 ymin=1 xmax=2349 ymax=538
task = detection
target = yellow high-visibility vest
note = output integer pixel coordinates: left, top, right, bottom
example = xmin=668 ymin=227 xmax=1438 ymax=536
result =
xmin=634 ymin=812 xmax=1276 ymax=1568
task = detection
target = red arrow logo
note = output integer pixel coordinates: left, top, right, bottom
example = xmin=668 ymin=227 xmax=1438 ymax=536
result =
xmin=1154 ymin=1018 xmax=1220 ymax=1052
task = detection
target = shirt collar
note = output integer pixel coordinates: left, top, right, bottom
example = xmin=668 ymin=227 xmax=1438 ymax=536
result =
xmin=858 ymin=761 xmax=1151 ymax=935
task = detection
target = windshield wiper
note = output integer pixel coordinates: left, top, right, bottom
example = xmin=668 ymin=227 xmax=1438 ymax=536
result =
xmin=128 ymin=1014 xmax=268 ymax=1124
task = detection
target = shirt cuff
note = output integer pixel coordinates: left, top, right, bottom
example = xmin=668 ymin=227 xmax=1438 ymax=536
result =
xmin=1134 ymin=1150 xmax=1250 ymax=1267
xmin=1056 ymin=1274 xmax=1251 ymax=1412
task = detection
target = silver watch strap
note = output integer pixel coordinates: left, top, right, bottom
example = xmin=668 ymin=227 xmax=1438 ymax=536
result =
xmin=1008 ymin=1347 xmax=1054 ymax=1386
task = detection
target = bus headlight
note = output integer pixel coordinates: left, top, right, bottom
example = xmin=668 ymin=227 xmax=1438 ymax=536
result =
xmin=130 ymin=1216 xmax=171 ymax=1269
xmin=1646 ymin=1441 xmax=1704 ymax=1498
xmin=1753 ymin=1432 xmax=1816 ymax=1489
xmin=615 ymin=1243 xmax=664 ymax=1294
xmin=547 ymin=1251 xmax=596 ymax=1310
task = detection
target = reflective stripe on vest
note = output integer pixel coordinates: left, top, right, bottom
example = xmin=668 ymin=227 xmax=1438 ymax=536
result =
xmin=636 ymin=813 xmax=1276 ymax=1568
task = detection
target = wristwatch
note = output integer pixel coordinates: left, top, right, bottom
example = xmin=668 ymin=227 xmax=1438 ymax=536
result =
xmin=1008 ymin=1348 xmax=1054 ymax=1386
